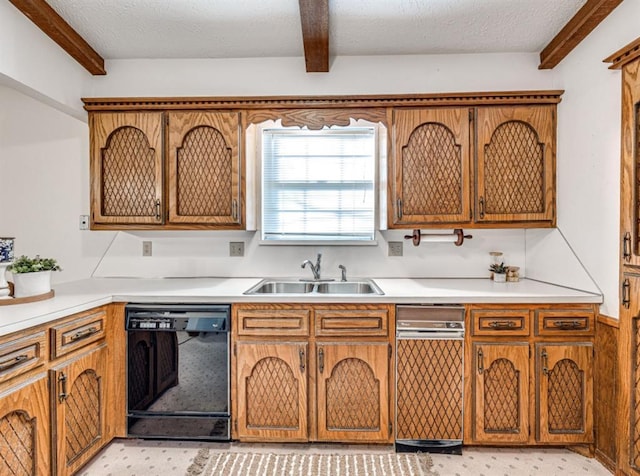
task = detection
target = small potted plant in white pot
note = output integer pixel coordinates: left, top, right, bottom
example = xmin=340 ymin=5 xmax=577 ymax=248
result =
xmin=8 ymin=255 xmax=61 ymax=298
xmin=489 ymin=262 xmax=508 ymax=283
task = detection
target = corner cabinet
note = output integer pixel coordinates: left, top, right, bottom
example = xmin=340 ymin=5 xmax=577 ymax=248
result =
xmin=232 ymin=304 xmax=393 ymax=444
xmin=89 ymin=111 xmax=243 ymax=229
xmin=390 ymin=104 xmax=556 ymax=228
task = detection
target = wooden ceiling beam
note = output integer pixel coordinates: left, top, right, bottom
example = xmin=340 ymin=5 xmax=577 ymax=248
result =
xmin=8 ymin=0 xmax=106 ymax=75
xmin=298 ymin=0 xmax=329 ymax=72
xmin=539 ymin=0 xmax=623 ymax=70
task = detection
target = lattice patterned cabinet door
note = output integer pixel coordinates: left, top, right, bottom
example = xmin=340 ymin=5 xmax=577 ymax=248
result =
xmin=536 ymin=342 xmax=593 ymax=444
xmin=235 ymin=342 xmax=308 ymax=441
xmin=316 ymin=343 xmax=390 ymax=442
xmin=472 ymin=343 xmax=530 ymax=443
xmin=90 ymin=112 xmax=164 ymax=226
xmin=167 ymin=112 xmax=242 ymax=226
xmin=476 ymin=106 xmax=555 ymax=225
xmin=51 ymin=344 xmax=108 ymax=476
xmin=0 ymin=375 xmax=50 ymax=476
xmin=391 ymin=108 xmax=472 ymax=226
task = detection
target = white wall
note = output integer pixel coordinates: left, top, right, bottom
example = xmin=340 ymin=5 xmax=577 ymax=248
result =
xmin=0 ymin=86 xmax=115 ymax=284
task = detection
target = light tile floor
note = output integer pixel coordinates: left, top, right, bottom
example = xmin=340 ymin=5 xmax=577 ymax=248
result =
xmin=79 ymin=439 xmax=613 ymax=476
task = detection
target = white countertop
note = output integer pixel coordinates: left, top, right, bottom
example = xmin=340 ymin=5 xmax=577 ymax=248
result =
xmin=0 ymin=277 xmax=602 ymax=337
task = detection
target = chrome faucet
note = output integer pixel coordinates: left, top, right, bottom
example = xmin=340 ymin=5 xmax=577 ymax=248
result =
xmin=339 ymin=264 xmax=347 ymax=282
xmin=301 ymin=253 xmax=322 ymax=280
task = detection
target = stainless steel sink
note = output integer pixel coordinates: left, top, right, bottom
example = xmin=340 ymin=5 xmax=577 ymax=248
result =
xmin=315 ymin=281 xmax=383 ymax=295
xmin=244 ymin=279 xmax=383 ymax=295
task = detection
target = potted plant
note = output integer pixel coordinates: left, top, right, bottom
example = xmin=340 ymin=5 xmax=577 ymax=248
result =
xmin=489 ymin=262 xmax=508 ymax=283
xmin=8 ymin=255 xmax=61 ymax=298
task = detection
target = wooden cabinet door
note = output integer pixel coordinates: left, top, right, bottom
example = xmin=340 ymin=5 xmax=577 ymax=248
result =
xmin=235 ymin=342 xmax=308 ymax=441
xmin=316 ymin=343 xmax=390 ymax=442
xmin=621 ymin=60 xmax=640 ymax=269
xmin=476 ymin=106 xmax=555 ymax=224
xmin=167 ymin=111 xmax=241 ymax=226
xmin=391 ymin=108 xmax=471 ymax=226
xmin=536 ymin=343 xmax=593 ymax=443
xmin=90 ymin=112 xmax=164 ymax=225
xmin=472 ymin=342 xmax=530 ymax=443
xmin=51 ymin=344 xmax=108 ymax=476
xmin=0 ymin=374 xmax=50 ymax=476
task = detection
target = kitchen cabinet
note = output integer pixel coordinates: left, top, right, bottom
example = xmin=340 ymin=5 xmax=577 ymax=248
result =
xmin=466 ymin=305 xmax=594 ymax=446
xmin=0 ymin=374 xmax=50 ymax=476
xmin=232 ymin=304 xmax=393 ymax=443
xmin=89 ymin=111 xmax=242 ymax=229
xmin=51 ymin=344 xmax=108 ymax=476
xmin=391 ymin=105 xmax=556 ymax=228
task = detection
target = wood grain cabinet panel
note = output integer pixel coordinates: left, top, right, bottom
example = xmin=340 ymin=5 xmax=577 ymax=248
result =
xmin=471 ymin=309 xmax=530 ymax=337
xmin=391 ymin=108 xmax=472 ymax=225
xmin=536 ymin=343 xmax=593 ymax=443
xmin=90 ymin=112 xmax=164 ymax=226
xmin=0 ymin=330 xmax=47 ymax=385
xmin=316 ymin=343 xmax=390 ymax=442
xmin=235 ymin=342 xmax=308 ymax=441
xmin=51 ymin=344 xmax=108 ymax=476
xmin=476 ymin=106 xmax=555 ymax=224
xmin=315 ymin=308 xmax=389 ymax=337
xmin=535 ymin=309 xmax=594 ymax=337
xmin=167 ymin=111 xmax=241 ymax=225
xmin=0 ymin=374 xmax=50 ymax=476
xmin=50 ymin=307 xmax=106 ymax=359
xmin=236 ymin=308 xmax=310 ymax=337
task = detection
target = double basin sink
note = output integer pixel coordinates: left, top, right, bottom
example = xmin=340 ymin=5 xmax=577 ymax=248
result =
xmin=244 ymin=278 xmax=384 ymax=295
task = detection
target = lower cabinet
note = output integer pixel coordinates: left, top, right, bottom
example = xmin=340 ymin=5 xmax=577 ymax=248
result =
xmin=51 ymin=343 xmax=108 ymax=476
xmin=0 ymin=374 xmax=50 ymax=476
xmin=467 ymin=305 xmax=595 ymax=446
xmin=233 ymin=304 xmax=393 ymax=443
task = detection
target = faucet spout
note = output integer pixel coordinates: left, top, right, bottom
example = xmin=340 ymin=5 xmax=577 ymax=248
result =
xmin=301 ymin=253 xmax=322 ymax=280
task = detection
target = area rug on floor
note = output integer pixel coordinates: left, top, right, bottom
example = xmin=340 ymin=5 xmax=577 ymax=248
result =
xmin=186 ymin=449 xmax=438 ymax=476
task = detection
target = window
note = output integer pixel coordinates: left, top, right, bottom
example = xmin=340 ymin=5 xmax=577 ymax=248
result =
xmin=261 ymin=127 xmax=376 ymax=243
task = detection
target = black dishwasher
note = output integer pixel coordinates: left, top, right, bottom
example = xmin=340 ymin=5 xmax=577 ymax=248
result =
xmin=395 ymin=304 xmax=465 ymax=454
xmin=125 ymin=303 xmax=230 ymax=440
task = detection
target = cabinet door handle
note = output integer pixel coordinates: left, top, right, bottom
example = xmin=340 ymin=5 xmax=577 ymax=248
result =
xmin=155 ymin=199 xmax=161 ymax=221
xmin=488 ymin=320 xmax=516 ymax=329
xmin=552 ymin=320 xmax=583 ymax=330
xmin=623 ymin=278 xmax=631 ymax=309
xmin=318 ymin=347 xmax=324 ymax=374
xmin=299 ymin=348 xmax=305 ymax=374
xmin=541 ymin=349 xmax=549 ymax=375
xmin=58 ymin=372 xmax=68 ymax=402
xmin=0 ymin=354 xmax=28 ymax=372
xmin=396 ymin=199 xmax=403 ymax=220
xmin=479 ymin=197 xmax=485 ymax=219
xmin=70 ymin=326 xmax=99 ymax=343
xmin=232 ymin=199 xmax=238 ymax=221
xmin=624 ymin=232 xmax=632 ymax=262
xmin=477 ymin=348 xmax=484 ymax=374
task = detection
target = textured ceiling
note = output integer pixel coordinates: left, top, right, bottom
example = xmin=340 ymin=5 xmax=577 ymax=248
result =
xmin=45 ymin=0 xmax=588 ymax=60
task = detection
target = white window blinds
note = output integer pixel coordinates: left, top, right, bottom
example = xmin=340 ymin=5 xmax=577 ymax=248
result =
xmin=261 ymin=127 xmax=376 ymax=242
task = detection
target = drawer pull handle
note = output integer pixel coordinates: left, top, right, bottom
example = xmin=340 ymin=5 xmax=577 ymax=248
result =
xmin=318 ymin=347 xmax=324 ymax=374
xmin=477 ymin=348 xmax=484 ymax=374
xmin=70 ymin=326 xmax=99 ymax=343
xmin=541 ymin=349 xmax=549 ymax=375
xmin=551 ymin=320 xmax=583 ymax=330
xmin=58 ymin=372 xmax=68 ymax=402
xmin=489 ymin=320 xmax=516 ymax=329
xmin=0 ymin=354 xmax=28 ymax=371
xmin=299 ymin=348 xmax=305 ymax=374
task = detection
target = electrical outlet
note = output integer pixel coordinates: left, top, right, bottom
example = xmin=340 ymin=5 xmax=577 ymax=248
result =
xmin=229 ymin=242 xmax=244 ymax=257
xmin=142 ymin=241 xmax=152 ymax=257
xmin=79 ymin=215 xmax=89 ymax=230
xmin=388 ymin=241 xmax=403 ymax=257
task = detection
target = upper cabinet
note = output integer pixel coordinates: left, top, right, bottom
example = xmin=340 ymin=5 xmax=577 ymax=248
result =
xmin=390 ymin=104 xmax=557 ymax=228
xmin=89 ymin=110 xmax=242 ymax=229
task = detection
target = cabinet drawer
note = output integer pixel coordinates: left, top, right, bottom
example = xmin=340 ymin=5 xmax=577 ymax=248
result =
xmin=471 ymin=309 xmax=530 ymax=336
xmin=237 ymin=309 xmax=310 ymax=337
xmin=315 ymin=308 xmax=389 ymax=337
xmin=0 ymin=330 xmax=47 ymax=384
xmin=51 ymin=307 xmax=107 ymax=359
xmin=535 ymin=310 xmax=594 ymax=336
